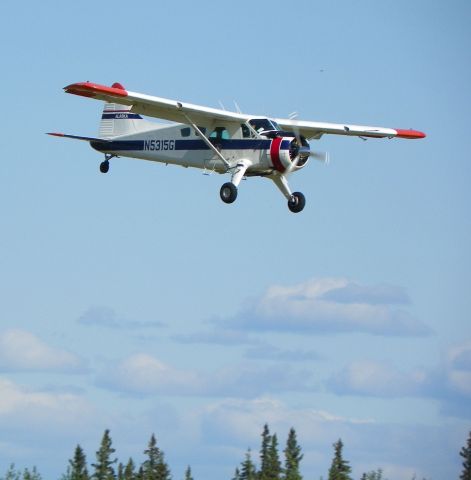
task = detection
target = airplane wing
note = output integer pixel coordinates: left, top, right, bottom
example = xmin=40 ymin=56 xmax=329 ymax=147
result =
xmin=274 ymin=118 xmax=426 ymax=141
xmin=63 ymin=82 xmax=425 ymax=140
xmin=63 ymin=82 xmax=249 ymax=126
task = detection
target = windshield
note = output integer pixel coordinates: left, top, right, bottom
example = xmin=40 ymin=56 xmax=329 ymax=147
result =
xmin=249 ymin=118 xmax=280 ymax=134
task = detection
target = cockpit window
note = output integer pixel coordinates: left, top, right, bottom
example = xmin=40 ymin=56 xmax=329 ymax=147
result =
xmin=249 ymin=118 xmax=280 ymax=134
xmin=241 ymin=123 xmax=251 ymax=138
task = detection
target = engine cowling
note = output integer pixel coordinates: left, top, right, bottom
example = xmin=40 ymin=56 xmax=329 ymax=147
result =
xmin=269 ymin=136 xmax=310 ymax=173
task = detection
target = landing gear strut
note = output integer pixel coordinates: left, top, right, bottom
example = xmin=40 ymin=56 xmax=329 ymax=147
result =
xmin=99 ymin=154 xmax=115 ymax=174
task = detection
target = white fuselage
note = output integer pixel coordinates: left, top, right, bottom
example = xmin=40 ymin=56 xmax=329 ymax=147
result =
xmin=91 ymin=122 xmax=297 ymax=176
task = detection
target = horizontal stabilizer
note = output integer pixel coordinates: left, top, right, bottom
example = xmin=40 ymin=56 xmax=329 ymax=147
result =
xmin=47 ymin=133 xmax=110 ymax=143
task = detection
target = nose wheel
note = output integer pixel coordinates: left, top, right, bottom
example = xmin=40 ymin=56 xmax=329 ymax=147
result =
xmin=288 ymin=192 xmax=305 ymax=213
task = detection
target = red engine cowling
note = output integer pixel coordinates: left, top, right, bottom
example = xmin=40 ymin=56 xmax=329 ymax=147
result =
xmin=269 ymin=136 xmax=310 ymax=173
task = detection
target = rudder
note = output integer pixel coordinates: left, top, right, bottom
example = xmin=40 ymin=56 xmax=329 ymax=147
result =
xmin=98 ymin=83 xmax=153 ymax=138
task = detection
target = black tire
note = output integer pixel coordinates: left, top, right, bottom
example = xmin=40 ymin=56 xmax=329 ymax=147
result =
xmin=220 ymin=182 xmax=238 ymax=204
xmin=99 ymin=160 xmax=109 ymax=173
xmin=288 ymin=191 xmax=306 ymax=213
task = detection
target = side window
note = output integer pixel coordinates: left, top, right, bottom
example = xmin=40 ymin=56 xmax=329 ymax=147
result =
xmin=180 ymin=127 xmax=191 ymax=137
xmin=209 ymin=126 xmax=229 ymax=140
xmin=195 ymin=126 xmax=206 ymax=136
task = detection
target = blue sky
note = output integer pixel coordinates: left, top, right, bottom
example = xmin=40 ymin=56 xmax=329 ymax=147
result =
xmin=0 ymin=0 xmax=470 ymax=479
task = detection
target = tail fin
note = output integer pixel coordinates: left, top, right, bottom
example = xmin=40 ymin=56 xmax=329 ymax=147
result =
xmin=99 ymin=83 xmax=154 ymax=138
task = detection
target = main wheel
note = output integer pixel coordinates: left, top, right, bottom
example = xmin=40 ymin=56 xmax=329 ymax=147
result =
xmin=288 ymin=191 xmax=306 ymax=213
xmin=99 ymin=160 xmax=109 ymax=173
xmin=220 ymin=182 xmax=238 ymax=204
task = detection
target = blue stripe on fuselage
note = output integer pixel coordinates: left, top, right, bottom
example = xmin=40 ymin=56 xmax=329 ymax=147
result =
xmin=91 ymin=139 xmax=291 ymax=152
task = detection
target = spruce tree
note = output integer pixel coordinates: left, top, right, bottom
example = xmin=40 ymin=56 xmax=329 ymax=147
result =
xmin=123 ymin=459 xmax=136 ymax=480
xmin=142 ymin=434 xmax=171 ymax=480
xmin=327 ymin=439 xmax=352 ymax=480
xmin=69 ymin=445 xmax=89 ymax=480
xmin=4 ymin=464 xmax=21 ymax=480
xmin=460 ymin=430 xmax=471 ymax=480
xmin=266 ymin=434 xmax=282 ymax=480
xmin=259 ymin=424 xmax=271 ymax=480
xmin=360 ymin=470 xmax=383 ymax=480
xmin=283 ymin=428 xmax=303 ymax=480
xmin=232 ymin=467 xmax=241 ymax=480
xmin=183 ymin=466 xmax=193 ymax=480
xmin=117 ymin=464 xmax=124 ymax=480
xmin=22 ymin=467 xmax=42 ymax=480
xmin=92 ymin=430 xmax=117 ymax=480
xmin=240 ymin=449 xmax=257 ymax=480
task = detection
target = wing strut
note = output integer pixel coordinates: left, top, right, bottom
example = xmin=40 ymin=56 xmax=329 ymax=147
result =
xmin=176 ymin=103 xmax=231 ymax=170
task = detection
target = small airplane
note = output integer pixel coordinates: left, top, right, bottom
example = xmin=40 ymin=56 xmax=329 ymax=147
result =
xmin=49 ymin=82 xmax=425 ymax=213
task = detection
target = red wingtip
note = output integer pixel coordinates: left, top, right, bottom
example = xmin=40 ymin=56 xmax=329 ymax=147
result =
xmin=64 ymin=81 xmax=128 ymax=98
xmin=47 ymin=132 xmax=65 ymax=137
xmin=395 ymin=129 xmax=426 ymax=139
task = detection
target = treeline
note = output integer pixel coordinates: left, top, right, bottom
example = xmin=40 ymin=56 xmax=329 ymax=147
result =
xmin=2 ymin=426 xmax=471 ymax=480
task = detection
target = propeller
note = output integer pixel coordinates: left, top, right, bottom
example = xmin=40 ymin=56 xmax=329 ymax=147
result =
xmin=285 ymin=112 xmax=329 ymax=175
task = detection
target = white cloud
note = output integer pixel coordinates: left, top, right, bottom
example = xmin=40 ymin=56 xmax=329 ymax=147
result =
xmin=98 ymin=353 xmax=201 ymax=395
xmin=327 ymin=360 xmax=426 ymax=397
xmin=97 ymin=353 xmax=316 ymax=398
xmin=0 ymin=376 xmax=93 ymax=429
xmin=0 ymin=329 xmax=86 ymax=373
xmin=172 ymin=329 xmax=258 ymax=346
xmin=325 ymin=340 xmax=471 ymax=419
xmin=78 ymin=306 xmax=165 ymax=329
xmin=200 ymin=396 xmax=372 ymax=447
xmin=244 ymin=344 xmax=321 ymax=362
xmin=221 ymin=278 xmax=430 ymax=336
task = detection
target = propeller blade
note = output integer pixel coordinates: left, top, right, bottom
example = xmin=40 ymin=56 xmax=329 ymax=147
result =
xmin=310 ymin=150 xmax=330 ymax=164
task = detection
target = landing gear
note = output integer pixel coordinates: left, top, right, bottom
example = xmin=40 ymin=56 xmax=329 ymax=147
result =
xmin=99 ymin=160 xmax=109 ymax=173
xmin=220 ymin=182 xmax=238 ymax=204
xmin=288 ymin=191 xmax=305 ymax=213
xmin=100 ymin=154 xmax=116 ymax=173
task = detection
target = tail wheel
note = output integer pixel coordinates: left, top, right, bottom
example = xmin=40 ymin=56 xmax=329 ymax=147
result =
xmin=220 ymin=182 xmax=238 ymax=204
xmin=99 ymin=160 xmax=109 ymax=173
xmin=288 ymin=191 xmax=305 ymax=213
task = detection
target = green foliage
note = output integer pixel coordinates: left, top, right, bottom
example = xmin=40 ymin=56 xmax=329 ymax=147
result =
xmin=461 ymin=430 xmax=471 ymax=480
xmin=184 ymin=466 xmax=193 ymax=480
xmin=259 ymin=424 xmax=271 ymax=480
xmin=92 ymin=429 xmax=117 ymax=480
xmin=4 ymin=424 xmax=467 ymax=480
xmin=239 ymin=449 xmax=257 ymax=480
xmin=360 ymin=469 xmax=385 ymax=480
xmin=283 ymin=428 xmax=303 ymax=480
xmin=327 ymin=439 xmax=352 ymax=480
xmin=232 ymin=467 xmax=241 ymax=480
xmin=21 ymin=468 xmax=42 ymax=480
xmin=69 ymin=445 xmax=89 ymax=480
xmin=142 ymin=433 xmax=171 ymax=480
xmin=266 ymin=434 xmax=282 ymax=480
xmin=2 ymin=464 xmax=21 ymax=480
xmin=258 ymin=425 xmax=282 ymax=480
xmin=122 ymin=459 xmax=136 ymax=480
